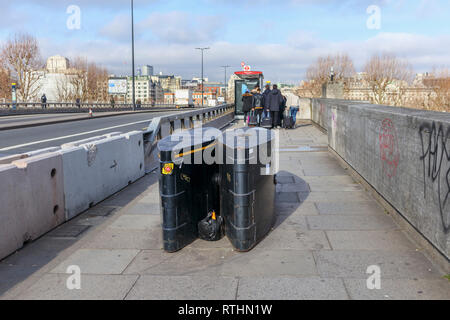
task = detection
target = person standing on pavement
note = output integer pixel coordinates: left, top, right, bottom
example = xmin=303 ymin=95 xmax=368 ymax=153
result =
xmin=242 ymin=90 xmax=253 ymax=124
xmin=251 ymin=87 xmax=264 ymax=125
xmin=41 ymin=94 xmax=47 ymax=109
xmin=75 ymin=98 xmax=81 ymax=109
xmin=110 ymin=96 xmax=115 ymax=108
xmin=268 ymin=84 xmax=283 ymax=128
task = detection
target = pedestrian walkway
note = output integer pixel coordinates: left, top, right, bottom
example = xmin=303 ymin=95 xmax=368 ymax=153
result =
xmin=1 ymin=122 xmax=449 ymax=300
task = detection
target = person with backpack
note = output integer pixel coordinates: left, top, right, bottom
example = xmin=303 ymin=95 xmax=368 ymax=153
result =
xmin=268 ymin=84 xmax=283 ymax=128
xmin=251 ymin=87 xmax=264 ymax=125
xmin=41 ymin=94 xmax=47 ymax=109
xmin=242 ymin=90 xmax=253 ymax=124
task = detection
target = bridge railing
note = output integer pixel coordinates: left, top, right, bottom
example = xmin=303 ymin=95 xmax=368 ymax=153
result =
xmin=0 ymin=102 xmax=192 ymax=114
xmin=142 ymin=103 xmax=235 ymax=173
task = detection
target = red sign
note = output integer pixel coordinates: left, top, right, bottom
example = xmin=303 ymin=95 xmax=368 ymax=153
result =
xmin=244 ymin=65 xmax=251 ymax=71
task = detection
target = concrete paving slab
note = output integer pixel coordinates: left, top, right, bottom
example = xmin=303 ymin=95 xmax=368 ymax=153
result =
xmin=275 ymin=175 xmax=295 ymax=184
xmin=276 ymin=192 xmax=300 ymax=203
xmin=125 ymin=275 xmax=238 ymax=300
xmin=307 ymin=215 xmax=398 ymax=231
xmin=276 ymin=202 xmax=319 ymax=216
xmin=303 ymin=191 xmax=371 ymax=203
xmin=216 ymin=249 xmax=319 ymax=277
xmin=0 ymin=265 xmax=41 ymax=296
xmin=257 ymin=227 xmax=331 ymax=251
xmin=188 ymin=237 xmax=234 ymax=249
xmin=109 ymin=214 xmax=161 ymax=230
xmin=16 ymin=274 xmax=138 ymax=300
xmin=51 ymin=249 xmax=140 ymax=275
xmin=314 ymin=250 xmax=443 ymax=279
xmin=326 ymin=231 xmax=417 ymax=251
xmin=123 ymin=202 xmax=160 ymax=215
xmin=0 ymin=237 xmax=75 ymax=268
xmin=86 ymin=228 xmax=162 ymax=250
xmin=277 ymin=182 xmax=310 ymax=193
xmin=344 ymin=278 xmax=450 ymax=300
xmin=237 ymin=277 xmax=349 ymax=300
xmin=315 ymin=202 xmax=384 ymax=215
xmin=139 ymin=248 xmax=236 ymax=276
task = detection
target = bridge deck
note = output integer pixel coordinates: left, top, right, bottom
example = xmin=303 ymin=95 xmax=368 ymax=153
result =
xmin=1 ymin=123 xmax=448 ymax=300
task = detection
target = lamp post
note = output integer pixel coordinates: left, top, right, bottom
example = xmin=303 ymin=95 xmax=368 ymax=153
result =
xmin=195 ymin=47 xmax=209 ymax=107
xmin=221 ymin=65 xmax=231 ymax=103
xmin=131 ymin=0 xmax=136 ymax=111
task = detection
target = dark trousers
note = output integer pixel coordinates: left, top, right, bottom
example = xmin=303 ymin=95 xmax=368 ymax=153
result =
xmin=255 ymin=108 xmax=263 ymax=126
xmin=270 ymin=111 xmax=279 ymax=128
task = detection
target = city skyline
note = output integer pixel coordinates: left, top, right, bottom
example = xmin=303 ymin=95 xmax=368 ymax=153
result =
xmin=0 ymin=0 xmax=449 ymax=83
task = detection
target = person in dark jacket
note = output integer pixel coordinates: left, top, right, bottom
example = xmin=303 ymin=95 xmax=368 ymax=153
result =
xmin=268 ymin=85 xmax=283 ymax=128
xmin=251 ymin=87 xmax=264 ymax=125
xmin=41 ymin=94 xmax=47 ymax=109
xmin=242 ymin=90 xmax=253 ymax=123
xmin=75 ymin=98 xmax=81 ymax=109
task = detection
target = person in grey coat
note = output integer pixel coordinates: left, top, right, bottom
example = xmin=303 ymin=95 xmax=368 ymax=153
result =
xmin=268 ymin=85 xmax=283 ymax=128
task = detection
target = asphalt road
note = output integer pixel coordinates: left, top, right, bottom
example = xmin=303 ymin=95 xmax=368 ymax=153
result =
xmin=0 ymin=111 xmax=178 ymax=157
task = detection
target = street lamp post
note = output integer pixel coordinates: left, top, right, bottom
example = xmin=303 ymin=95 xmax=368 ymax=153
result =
xmin=131 ymin=0 xmax=136 ymax=111
xmin=221 ymin=65 xmax=231 ymax=103
xmin=195 ymin=47 xmax=209 ymax=107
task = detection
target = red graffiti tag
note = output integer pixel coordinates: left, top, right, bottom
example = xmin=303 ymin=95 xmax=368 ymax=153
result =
xmin=379 ymin=118 xmax=400 ymax=178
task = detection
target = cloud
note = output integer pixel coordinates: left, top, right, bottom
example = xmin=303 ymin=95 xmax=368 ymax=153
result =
xmin=138 ymin=11 xmax=226 ymax=44
xmin=38 ymin=30 xmax=450 ymax=84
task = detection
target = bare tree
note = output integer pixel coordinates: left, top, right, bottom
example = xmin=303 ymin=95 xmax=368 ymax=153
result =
xmin=87 ymin=63 xmax=108 ymax=102
xmin=0 ymin=33 xmax=43 ymax=102
xmin=425 ymin=68 xmax=450 ymax=112
xmin=363 ymin=53 xmax=413 ymax=105
xmin=55 ymin=75 xmax=74 ymax=102
xmin=298 ymin=53 xmax=355 ymax=98
xmin=0 ymin=59 xmax=11 ymax=101
xmin=68 ymin=57 xmax=88 ymax=102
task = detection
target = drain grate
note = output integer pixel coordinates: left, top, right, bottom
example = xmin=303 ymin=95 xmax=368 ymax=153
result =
xmin=47 ymin=225 xmax=90 ymax=238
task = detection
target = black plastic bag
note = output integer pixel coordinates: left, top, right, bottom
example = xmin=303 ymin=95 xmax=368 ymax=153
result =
xmin=198 ymin=211 xmax=224 ymax=241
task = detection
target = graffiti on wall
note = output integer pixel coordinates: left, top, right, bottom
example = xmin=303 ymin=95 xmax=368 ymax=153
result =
xmin=419 ymin=122 xmax=450 ymax=233
xmin=379 ymin=118 xmax=400 ymax=178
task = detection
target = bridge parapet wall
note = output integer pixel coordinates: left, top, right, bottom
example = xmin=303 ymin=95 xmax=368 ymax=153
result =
xmin=311 ymin=98 xmax=450 ymax=260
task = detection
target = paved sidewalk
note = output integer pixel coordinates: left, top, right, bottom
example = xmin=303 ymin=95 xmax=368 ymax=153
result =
xmin=1 ymin=123 xmax=449 ymax=300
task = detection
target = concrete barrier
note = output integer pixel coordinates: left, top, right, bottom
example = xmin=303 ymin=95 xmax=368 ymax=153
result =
xmin=0 ymin=152 xmax=65 ymax=259
xmin=0 ymin=104 xmax=235 ymax=260
xmin=311 ymin=98 xmax=450 ymax=260
xmin=60 ymin=131 xmax=145 ymax=220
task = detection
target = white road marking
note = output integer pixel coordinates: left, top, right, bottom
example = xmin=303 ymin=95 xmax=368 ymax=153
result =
xmin=0 ymin=118 xmax=154 ymax=151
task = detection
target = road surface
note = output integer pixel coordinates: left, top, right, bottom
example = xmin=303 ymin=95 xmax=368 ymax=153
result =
xmin=0 ymin=111 xmax=178 ymax=157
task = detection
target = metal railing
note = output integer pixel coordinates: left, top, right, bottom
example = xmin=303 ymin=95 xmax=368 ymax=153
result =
xmin=0 ymin=102 xmax=197 ymax=114
xmin=142 ymin=103 xmax=235 ymax=173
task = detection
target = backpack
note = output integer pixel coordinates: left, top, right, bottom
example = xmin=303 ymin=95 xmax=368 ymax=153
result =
xmin=254 ymin=94 xmax=263 ymax=109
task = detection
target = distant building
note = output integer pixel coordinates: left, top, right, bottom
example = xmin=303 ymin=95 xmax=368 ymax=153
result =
xmin=125 ymin=76 xmax=163 ymax=103
xmin=151 ymin=74 xmax=181 ymax=93
xmin=46 ymin=55 xmax=70 ymax=73
xmin=141 ymin=65 xmax=154 ymax=77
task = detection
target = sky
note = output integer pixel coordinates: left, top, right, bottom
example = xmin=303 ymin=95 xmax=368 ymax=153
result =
xmin=0 ymin=0 xmax=449 ymax=83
